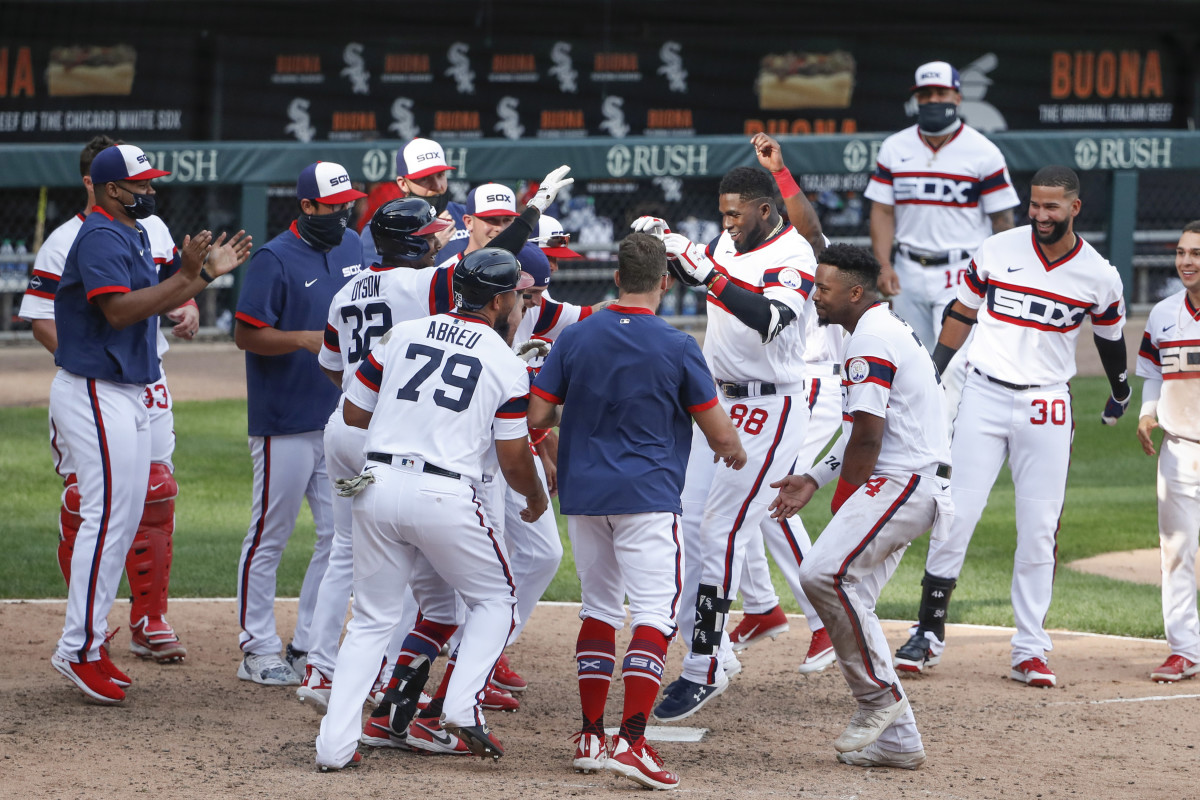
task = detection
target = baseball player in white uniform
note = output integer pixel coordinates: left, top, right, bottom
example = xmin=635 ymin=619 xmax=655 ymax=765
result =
xmin=1137 ymin=220 xmax=1200 ymax=683
xmin=632 ymin=165 xmax=815 ymax=723
xmin=866 ymin=61 xmax=1018 ymax=349
xmin=894 ymin=166 xmax=1130 ymax=686
xmin=771 ymin=243 xmax=952 ymax=770
xmin=314 ymin=248 xmax=548 ymax=770
xmin=297 ymin=197 xmax=454 ymax=712
xmin=21 ymin=135 xmax=196 ymax=664
xmin=731 ymin=134 xmax=839 ymax=673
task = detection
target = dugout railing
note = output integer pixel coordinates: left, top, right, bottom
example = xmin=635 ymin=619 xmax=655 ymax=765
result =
xmin=0 ymin=131 xmax=1195 ymax=332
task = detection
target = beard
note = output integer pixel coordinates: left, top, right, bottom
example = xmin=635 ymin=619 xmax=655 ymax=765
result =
xmin=493 ymin=316 xmax=511 ymax=342
xmin=1034 ymin=217 xmax=1071 ymax=246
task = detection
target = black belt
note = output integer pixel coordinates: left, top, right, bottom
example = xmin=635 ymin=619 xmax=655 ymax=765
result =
xmin=973 ymin=368 xmax=1043 ymax=392
xmin=366 ymin=452 xmax=462 ymax=480
xmin=718 ymin=381 xmax=776 ymax=399
xmin=936 ymin=464 xmax=952 ymax=479
xmin=898 ymin=246 xmax=971 ymax=267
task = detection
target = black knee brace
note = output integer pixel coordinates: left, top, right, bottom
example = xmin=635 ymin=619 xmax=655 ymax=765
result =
xmin=692 ymin=584 xmax=733 ymax=655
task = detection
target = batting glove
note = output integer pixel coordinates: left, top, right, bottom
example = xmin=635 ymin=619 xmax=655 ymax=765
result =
xmin=662 ymin=233 xmax=715 ymax=284
xmin=529 ymin=165 xmax=573 ymax=212
xmin=516 ymin=338 xmax=552 ymax=363
xmin=1101 ymin=387 xmax=1131 ymax=425
xmin=630 ymin=216 xmax=671 ymax=237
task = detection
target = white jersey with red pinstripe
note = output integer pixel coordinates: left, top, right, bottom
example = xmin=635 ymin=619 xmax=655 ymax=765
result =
xmin=842 ymin=303 xmax=950 ymax=476
xmin=864 ymin=124 xmax=1018 ymax=254
xmin=958 ymin=227 xmax=1126 ymax=385
xmin=1137 ymin=290 xmax=1200 ymax=443
xmin=346 ymin=312 xmax=531 ymax=483
xmin=318 ymin=263 xmax=454 ymax=392
xmin=703 ymin=225 xmax=816 ymax=385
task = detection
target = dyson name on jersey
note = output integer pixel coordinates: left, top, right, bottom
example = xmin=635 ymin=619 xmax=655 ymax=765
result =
xmin=893 ymin=174 xmax=981 ymax=207
xmin=986 ymin=281 xmax=1088 ymax=331
xmin=428 ymin=319 xmax=483 ymax=349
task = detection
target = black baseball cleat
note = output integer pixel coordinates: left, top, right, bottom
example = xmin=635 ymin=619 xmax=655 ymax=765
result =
xmin=893 ymin=631 xmax=941 ymax=674
xmin=443 ymin=722 xmax=504 ymax=761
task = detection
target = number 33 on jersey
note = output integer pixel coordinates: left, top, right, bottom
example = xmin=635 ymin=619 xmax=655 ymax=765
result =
xmin=344 ymin=312 xmax=532 ymax=483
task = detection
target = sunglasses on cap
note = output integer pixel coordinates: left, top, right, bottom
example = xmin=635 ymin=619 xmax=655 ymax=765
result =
xmin=535 ymin=233 xmax=570 ymax=248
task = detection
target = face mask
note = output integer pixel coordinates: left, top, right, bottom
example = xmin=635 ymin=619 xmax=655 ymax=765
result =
xmin=118 ymin=186 xmax=156 ymax=220
xmin=297 ymin=208 xmax=352 ymax=251
xmin=426 ymin=192 xmax=450 ymax=216
xmin=917 ymin=101 xmax=960 ymax=136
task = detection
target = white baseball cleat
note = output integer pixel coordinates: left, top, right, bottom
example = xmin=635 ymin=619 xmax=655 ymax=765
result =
xmin=834 ymin=697 xmax=909 ymax=753
xmin=237 ymin=652 xmax=300 ymax=686
xmin=836 ymin=741 xmax=926 ymax=770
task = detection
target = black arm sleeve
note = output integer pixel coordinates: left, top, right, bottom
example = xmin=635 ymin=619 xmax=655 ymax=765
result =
xmin=1093 ymin=333 xmax=1131 ymax=398
xmin=708 ymin=279 xmax=795 ymax=340
xmin=932 ymin=342 xmax=958 ymax=375
xmin=489 ymin=206 xmax=540 ymax=255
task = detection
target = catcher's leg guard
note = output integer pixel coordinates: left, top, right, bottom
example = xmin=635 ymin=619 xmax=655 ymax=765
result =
xmin=58 ymin=474 xmax=81 ymax=584
xmin=692 ymin=583 xmax=732 ymax=655
xmin=127 ymin=463 xmax=178 ymax=621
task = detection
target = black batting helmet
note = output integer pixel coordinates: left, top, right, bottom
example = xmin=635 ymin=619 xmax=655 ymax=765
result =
xmin=453 ymin=247 xmax=525 ymax=311
xmin=370 ymin=197 xmax=452 ymax=261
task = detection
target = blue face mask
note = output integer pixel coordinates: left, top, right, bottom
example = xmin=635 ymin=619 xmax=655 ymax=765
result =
xmin=118 ymin=184 xmax=156 ymax=220
xmin=917 ymin=101 xmax=960 ymax=136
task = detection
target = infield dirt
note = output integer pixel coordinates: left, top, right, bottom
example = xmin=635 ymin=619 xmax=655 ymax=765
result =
xmin=3 ymin=600 xmax=1196 ymax=799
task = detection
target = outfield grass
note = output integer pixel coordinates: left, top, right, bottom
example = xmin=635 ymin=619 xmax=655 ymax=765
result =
xmin=0 ymin=377 xmax=1168 ymax=638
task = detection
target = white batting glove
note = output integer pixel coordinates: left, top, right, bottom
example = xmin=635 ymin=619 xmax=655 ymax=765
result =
xmin=662 ymin=232 xmax=715 ymax=284
xmin=516 ymin=338 xmax=552 ymax=363
xmin=529 ymin=165 xmax=573 ymax=212
xmin=630 ymin=216 xmax=671 ymax=237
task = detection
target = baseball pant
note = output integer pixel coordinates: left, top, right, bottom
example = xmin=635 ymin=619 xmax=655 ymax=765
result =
xmin=315 ymin=461 xmax=516 ymax=768
xmin=503 ymin=455 xmax=563 ymax=644
xmin=236 ymin=430 xmax=335 ymax=656
xmin=740 ymin=374 xmax=840 ymax=631
xmin=799 ymin=471 xmax=948 ymax=753
xmin=925 ymin=370 xmax=1072 ymax=665
xmin=305 ymin=407 xmax=365 ymax=676
xmin=51 ymin=367 xmax=175 ymax=477
xmin=1158 ymin=434 xmax=1200 ymax=662
xmin=678 ymin=392 xmax=807 ymax=686
xmin=569 ymin=512 xmax=684 ymax=637
xmin=51 ymin=371 xmax=151 ymax=663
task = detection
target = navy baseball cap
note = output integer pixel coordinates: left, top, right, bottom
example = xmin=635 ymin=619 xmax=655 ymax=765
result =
xmin=911 ymin=61 xmax=961 ymax=92
xmin=296 ymin=161 xmax=367 ymax=204
xmin=90 ymin=144 xmax=170 ymax=183
xmin=517 ymin=242 xmax=551 ymax=288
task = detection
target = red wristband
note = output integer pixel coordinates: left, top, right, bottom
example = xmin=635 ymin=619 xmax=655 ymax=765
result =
xmin=831 ymin=477 xmax=859 ymax=514
xmin=772 ymin=168 xmax=801 ymax=199
xmin=529 ymin=427 xmax=550 ymax=447
xmin=706 ymin=273 xmax=728 ymax=296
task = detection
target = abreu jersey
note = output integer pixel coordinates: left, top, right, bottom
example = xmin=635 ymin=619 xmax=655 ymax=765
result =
xmin=346 ymin=312 xmax=531 ymax=483
xmin=1137 ymin=290 xmax=1200 ymax=441
xmin=864 ymin=124 xmax=1019 ymax=254
xmin=21 ymin=212 xmax=178 ymax=359
xmin=704 ymin=225 xmax=816 ymax=386
xmin=842 ymin=303 xmax=950 ymax=476
xmin=319 ymin=263 xmax=454 ymax=392
xmin=959 ymin=227 xmax=1125 ymax=386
